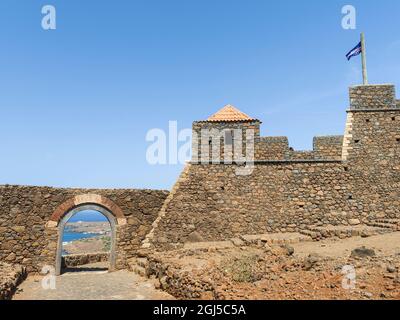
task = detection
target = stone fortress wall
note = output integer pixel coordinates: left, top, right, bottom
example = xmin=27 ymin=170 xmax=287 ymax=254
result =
xmin=145 ymin=84 xmax=400 ymax=249
xmin=0 ymin=186 xmax=168 ymax=272
xmin=1 ymin=83 xmax=400 ymax=274
xmin=192 ymin=113 xmax=344 ymax=162
xmin=256 ymin=135 xmax=344 ymax=161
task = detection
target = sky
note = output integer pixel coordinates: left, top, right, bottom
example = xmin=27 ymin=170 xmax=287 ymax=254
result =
xmin=67 ymin=210 xmax=108 ymax=223
xmin=0 ymin=0 xmax=399 ymax=190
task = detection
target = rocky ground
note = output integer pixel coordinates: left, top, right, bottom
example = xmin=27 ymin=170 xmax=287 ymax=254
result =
xmin=0 ymin=262 xmax=26 ymax=300
xmin=144 ymin=231 xmax=400 ymax=300
xmin=8 ymin=231 xmax=400 ymax=300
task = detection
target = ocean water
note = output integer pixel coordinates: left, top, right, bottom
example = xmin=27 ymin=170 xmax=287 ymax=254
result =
xmin=62 ymin=210 xmax=109 ymax=244
xmin=63 ymin=231 xmax=101 ymax=243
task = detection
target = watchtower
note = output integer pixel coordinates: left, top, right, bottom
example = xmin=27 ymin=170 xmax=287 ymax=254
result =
xmin=192 ymin=105 xmax=260 ymax=163
xmin=342 ymin=84 xmax=400 ymax=167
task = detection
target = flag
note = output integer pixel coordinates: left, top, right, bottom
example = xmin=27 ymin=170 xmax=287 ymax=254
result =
xmin=346 ymin=42 xmax=362 ymax=61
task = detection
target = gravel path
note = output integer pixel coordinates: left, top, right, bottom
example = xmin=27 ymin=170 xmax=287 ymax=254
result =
xmin=13 ymin=264 xmax=173 ymax=300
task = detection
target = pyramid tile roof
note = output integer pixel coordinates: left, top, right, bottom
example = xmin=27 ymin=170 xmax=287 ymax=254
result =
xmin=206 ymin=105 xmax=258 ymax=122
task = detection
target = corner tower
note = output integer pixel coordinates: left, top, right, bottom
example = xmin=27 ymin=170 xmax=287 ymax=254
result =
xmin=342 ymin=84 xmax=400 ymax=166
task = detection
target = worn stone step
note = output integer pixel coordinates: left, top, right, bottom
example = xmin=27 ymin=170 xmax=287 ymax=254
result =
xmin=367 ymin=222 xmax=399 ymax=230
xmin=241 ymin=232 xmax=312 ymax=244
xmin=300 ymin=225 xmax=392 ymax=240
xmin=374 ymin=219 xmax=400 ymax=225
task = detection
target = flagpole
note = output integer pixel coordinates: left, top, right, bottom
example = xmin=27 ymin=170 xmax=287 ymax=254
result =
xmin=360 ymin=33 xmax=368 ymax=85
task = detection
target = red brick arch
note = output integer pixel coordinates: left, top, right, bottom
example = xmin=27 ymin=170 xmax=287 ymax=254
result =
xmin=49 ymin=194 xmax=127 ymax=226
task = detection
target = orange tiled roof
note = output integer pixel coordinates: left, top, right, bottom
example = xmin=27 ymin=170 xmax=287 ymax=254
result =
xmin=206 ymin=105 xmax=258 ymax=122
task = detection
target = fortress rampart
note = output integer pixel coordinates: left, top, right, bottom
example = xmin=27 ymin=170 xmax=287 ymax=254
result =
xmin=144 ymin=84 xmax=400 ymax=249
xmin=1 ymin=83 xmax=400 ymax=272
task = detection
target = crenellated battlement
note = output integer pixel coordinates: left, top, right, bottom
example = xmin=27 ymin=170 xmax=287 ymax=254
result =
xmin=255 ymin=135 xmax=344 ymax=161
xmin=312 ymin=136 xmax=344 ymax=160
xmin=349 ymin=84 xmax=397 ymax=110
xmin=3 ymin=83 xmax=400 ymax=270
xmin=256 ymin=136 xmax=289 ymax=160
xmin=192 ymin=84 xmax=399 ymax=164
xmin=147 ymin=83 xmax=400 ymax=250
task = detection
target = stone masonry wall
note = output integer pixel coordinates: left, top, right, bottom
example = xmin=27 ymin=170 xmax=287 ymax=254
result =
xmin=255 ymin=136 xmax=343 ymax=161
xmin=2 ymin=84 xmax=399 ymax=266
xmin=255 ymin=137 xmax=289 ymax=160
xmin=287 ymin=151 xmax=318 ymax=160
xmin=349 ymin=84 xmax=397 ymax=110
xmin=192 ymin=121 xmax=261 ymax=162
xmin=0 ymin=186 xmax=168 ymax=273
xmin=149 ymin=157 xmax=400 ymax=250
xmin=148 ymin=162 xmax=346 ymax=249
xmin=62 ymin=253 xmax=109 ymax=268
xmin=148 ymin=84 xmax=400 ymax=250
xmin=0 ymin=263 xmax=26 ymax=300
xmin=192 ymin=122 xmax=344 ymax=162
xmin=313 ymin=136 xmax=344 ymax=160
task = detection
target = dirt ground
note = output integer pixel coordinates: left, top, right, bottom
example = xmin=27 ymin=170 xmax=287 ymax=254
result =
xmin=153 ymin=232 xmax=400 ymax=300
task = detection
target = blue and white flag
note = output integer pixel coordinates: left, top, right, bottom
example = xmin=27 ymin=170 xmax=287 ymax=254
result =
xmin=346 ymin=42 xmax=362 ymax=61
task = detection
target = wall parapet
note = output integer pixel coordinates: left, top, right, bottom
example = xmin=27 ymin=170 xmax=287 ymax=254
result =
xmin=349 ymin=84 xmax=397 ymax=110
xmin=62 ymin=253 xmax=109 ymax=268
xmin=312 ymin=135 xmax=344 ymax=160
xmin=147 ymin=83 xmax=400 ymax=250
xmin=256 ymin=136 xmax=289 ymax=160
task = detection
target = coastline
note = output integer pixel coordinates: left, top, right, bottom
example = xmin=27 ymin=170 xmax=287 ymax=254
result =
xmin=62 ymin=221 xmax=111 ymax=255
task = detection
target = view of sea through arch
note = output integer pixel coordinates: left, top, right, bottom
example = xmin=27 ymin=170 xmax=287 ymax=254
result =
xmin=62 ymin=210 xmax=111 ymax=256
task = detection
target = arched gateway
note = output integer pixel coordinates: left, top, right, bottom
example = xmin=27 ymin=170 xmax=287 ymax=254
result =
xmin=48 ymin=194 xmax=127 ymax=276
xmin=0 ymin=185 xmax=168 ymax=274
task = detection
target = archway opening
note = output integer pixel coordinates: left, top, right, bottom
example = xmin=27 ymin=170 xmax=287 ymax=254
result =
xmin=55 ymin=204 xmax=117 ymax=275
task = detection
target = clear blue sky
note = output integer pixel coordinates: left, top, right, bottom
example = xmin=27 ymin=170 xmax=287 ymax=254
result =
xmin=1 ymin=0 xmax=399 ymax=190
xmin=67 ymin=210 xmax=108 ymax=223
